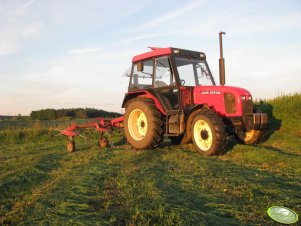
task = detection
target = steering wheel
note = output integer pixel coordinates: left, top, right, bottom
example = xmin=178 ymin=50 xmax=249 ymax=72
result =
xmin=180 ymin=79 xmax=185 ymax=85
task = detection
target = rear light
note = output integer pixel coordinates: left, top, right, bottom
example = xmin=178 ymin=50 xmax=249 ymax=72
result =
xmin=224 ymin=92 xmax=236 ymax=114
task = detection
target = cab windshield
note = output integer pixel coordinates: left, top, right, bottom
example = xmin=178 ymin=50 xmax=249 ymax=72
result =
xmin=174 ymin=56 xmax=215 ymax=86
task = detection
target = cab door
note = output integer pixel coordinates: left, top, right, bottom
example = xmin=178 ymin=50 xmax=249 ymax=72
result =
xmin=153 ymin=56 xmax=180 ymax=113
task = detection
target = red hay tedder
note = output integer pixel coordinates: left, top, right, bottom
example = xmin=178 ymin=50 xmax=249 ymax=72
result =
xmin=57 ymin=32 xmax=268 ymax=156
xmin=58 ymin=117 xmax=124 ymax=152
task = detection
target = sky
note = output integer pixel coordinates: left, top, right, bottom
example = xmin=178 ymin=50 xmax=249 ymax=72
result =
xmin=0 ymin=0 xmax=300 ymax=115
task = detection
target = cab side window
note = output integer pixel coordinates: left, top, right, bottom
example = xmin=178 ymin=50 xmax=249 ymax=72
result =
xmin=154 ymin=57 xmax=173 ymax=88
xmin=130 ymin=60 xmax=153 ymax=89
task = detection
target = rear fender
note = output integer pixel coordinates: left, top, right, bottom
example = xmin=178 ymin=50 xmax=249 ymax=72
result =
xmin=122 ymin=90 xmax=166 ymax=115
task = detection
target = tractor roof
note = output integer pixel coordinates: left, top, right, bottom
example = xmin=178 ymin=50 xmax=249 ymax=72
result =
xmin=132 ymin=47 xmax=172 ymax=63
xmin=132 ymin=47 xmax=206 ymax=63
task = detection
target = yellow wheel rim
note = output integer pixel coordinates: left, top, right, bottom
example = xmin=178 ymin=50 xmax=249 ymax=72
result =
xmin=128 ymin=109 xmax=148 ymax=141
xmin=193 ymin=119 xmax=213 ymax=151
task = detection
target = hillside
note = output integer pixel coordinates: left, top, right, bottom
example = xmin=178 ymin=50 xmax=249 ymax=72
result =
xmin=257 ymin=93 xmax=301 ymax=132
xmin=0 ymin=93 xmax=300 ymax=225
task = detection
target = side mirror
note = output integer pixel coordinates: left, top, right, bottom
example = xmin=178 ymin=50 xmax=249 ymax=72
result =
xmin=137 ymin=62 xmax=143 ymax=72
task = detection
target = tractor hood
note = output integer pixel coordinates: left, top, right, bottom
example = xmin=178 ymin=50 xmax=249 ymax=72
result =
xmin=193 ymin=85 xmax=253 ymax=117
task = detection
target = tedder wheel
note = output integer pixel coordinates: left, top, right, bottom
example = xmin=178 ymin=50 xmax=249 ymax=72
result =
xmin=98 ymin=136 xmax=109 ymax=148
xmin=124 ymin=98 xmax=163 ymax=149
xmin=236 ymin=130 xmax=263 ymax=144
xmin=191 ymin=109 xmax=227 ymax=156
xmin=67 ymin=140 xmax=75 ymax=153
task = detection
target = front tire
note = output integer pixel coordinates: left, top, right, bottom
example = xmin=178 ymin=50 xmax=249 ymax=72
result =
xmin=191 ymin=109 xmax=227 ymax=156
xmin=124 ymin=98 xmax=163 ymax=149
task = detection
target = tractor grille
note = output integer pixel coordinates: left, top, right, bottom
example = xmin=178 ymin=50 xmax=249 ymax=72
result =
xmin=242 ymin=99 xmax=253 ymax=115
xmin=224 ymin=93 xmax=236 ymax=114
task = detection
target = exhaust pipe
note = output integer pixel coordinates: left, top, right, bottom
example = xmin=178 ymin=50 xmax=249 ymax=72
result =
xmin=219 ymin=32 xmax=226 ymax=86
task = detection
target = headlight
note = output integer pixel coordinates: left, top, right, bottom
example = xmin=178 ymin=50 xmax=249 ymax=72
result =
xmin=241 ymin=95 xmax=253 ymax=115
xmin=241 ymin=95 xmax=252 ymax=101
xmin=240 ymin=95 xmax=252 ymax=100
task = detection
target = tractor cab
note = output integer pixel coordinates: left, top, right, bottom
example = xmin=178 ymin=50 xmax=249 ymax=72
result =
xmin=125 ymin=47 xmax=215 ymax=115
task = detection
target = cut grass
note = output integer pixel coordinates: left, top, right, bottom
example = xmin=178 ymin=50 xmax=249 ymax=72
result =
xmin=0 ymin=93 xmax=300 ymax=225
xmin=0 ymin=137 xmax=300 ymax=225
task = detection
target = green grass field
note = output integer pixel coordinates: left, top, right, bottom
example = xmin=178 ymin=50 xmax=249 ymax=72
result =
xmin=0 ymin=94 xmax=300 ymax=225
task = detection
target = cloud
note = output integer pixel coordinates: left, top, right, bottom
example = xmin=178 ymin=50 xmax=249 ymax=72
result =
xmin=0 ymin=40 xmax=18 ymax=56
xmin=23 ymin=0 xmax=35 ymax=9
xmin=129 ymin=0 xmax=206 ymax=32
xmin=124 ymin=1 xmax=301 ymax=42
xmin=6 ymin=49 xmax=129 ymax=115
xmin=0 ymin=23 xmax=41 ymax=56
xmin=124 ymin=33 xmax=171 ymax=43
xmin=0 ymin=1 xmax=42 ymax=56
xmin=69 ymin=48 xmax=103 ymax=55
xmin=143 ymin=0 xmax=203 ymax=27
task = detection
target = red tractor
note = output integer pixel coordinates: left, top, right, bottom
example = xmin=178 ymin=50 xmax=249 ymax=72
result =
xmin=122 ymin=32 xmax=268 ymax=155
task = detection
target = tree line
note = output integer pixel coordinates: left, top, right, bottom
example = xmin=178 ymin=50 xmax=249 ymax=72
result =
xmin=30 ymin=108 xmax=122 ymax=120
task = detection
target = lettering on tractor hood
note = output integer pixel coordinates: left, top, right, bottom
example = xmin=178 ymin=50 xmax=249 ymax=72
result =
xmin=195 ymin=86 xmax=251 ymax=97
xmin=200 ymin=91 xmax=221 ymax=95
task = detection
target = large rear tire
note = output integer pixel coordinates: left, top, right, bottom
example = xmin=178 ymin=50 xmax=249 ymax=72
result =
xmin=191 ymin=109 xmax=227 ymax=156
xmin=237 ymin=129 xmax=263 ymax=144
xmin=124 ymin=98 xmax=163 ymax=149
